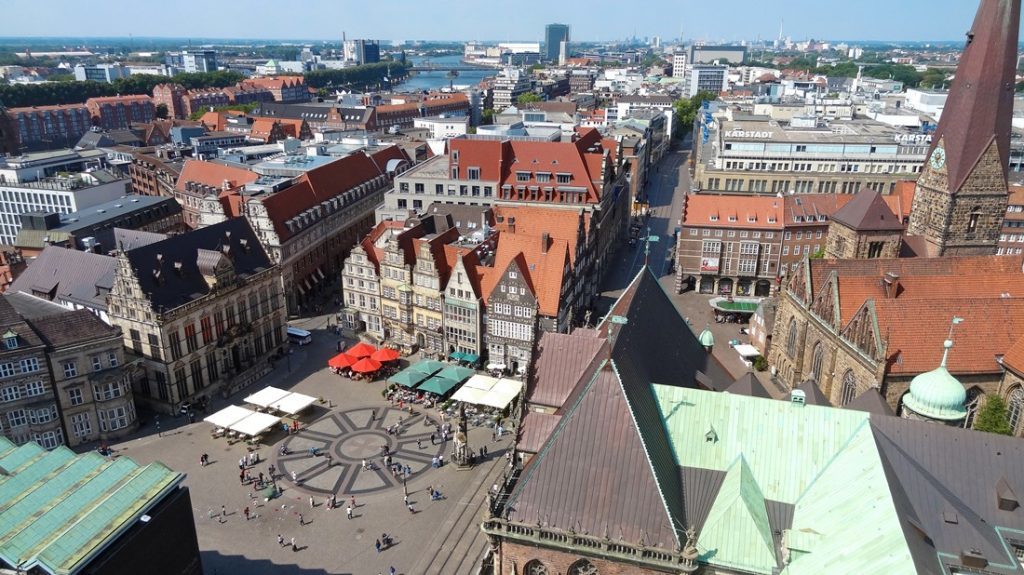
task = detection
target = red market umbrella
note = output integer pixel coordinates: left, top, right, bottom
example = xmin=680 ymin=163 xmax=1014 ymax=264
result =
xmin=371 ymin=347 xmax=401 ymax=362
xmin=351 ymin=357 xmax=382 ymax=374
xmin=328 ymin=353 xmax=357 ymax=369
xmin=346 ymin=342 xmax=378 ymax=359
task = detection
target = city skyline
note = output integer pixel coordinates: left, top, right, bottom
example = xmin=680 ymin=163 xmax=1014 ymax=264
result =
xmin=0 ymin=0 xmax=1004 ymax=44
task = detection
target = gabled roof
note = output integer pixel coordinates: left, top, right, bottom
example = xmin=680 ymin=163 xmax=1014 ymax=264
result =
xmin=831 ymin=189 xmax=904 ymax=231
xmin=481 ymin=232 xmax=570 ymax=318
xmin=683 ymin=194 xmax=784 ymax=229
xmin=507 ymin=363 xmax=681 ymax=549
xmin=27 ymin=309 xmax=118 ymax=348
xmin=175 ymin=159 xmax=258 ymax=193
xmin=726 ymin=372 xmax=772 ymax=399
xmin=844 ymin=387 xmax=895 ymax=416
xmin=492 ymin=205 xmax=590 ymax=265
xmin=786 ymin=379 xmax=832 ymax=406
xmin=926 ymin=0 xmax=1020 ymax=193
xmin=260 ymin=152 xmax=383 ymax=241
xmin=10 ymin=246 xmax=115 ymax=312
xmin=123 ymin=218 xmax=273 ymax=312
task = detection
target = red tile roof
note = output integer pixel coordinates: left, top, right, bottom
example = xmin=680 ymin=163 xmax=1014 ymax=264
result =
xmin=492 ymin=205 xmax=589 ymax=265
xmin=481 ymin=232 xmax=571 ymax=317
xmin=86 ymin=94 xmax=153 ymax=105
xmin=682 ymin=194 xmax=785 ymax=229
xmin=261 ymin=153 xmax=384 ymax=241
xmin=175 ymin=160 xmax=259 ymax=193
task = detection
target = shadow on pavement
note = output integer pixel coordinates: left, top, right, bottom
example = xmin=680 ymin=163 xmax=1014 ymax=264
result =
xmin=200 ymin=550 xmax=341 ymax=575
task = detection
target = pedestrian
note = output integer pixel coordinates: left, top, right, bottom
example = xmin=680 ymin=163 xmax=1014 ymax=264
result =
xmin=483 ymin=445 xmax=488 ymax=457
xmin=346 ymin=505 xmax=353 ymax=520
xmin=309 ymin=496 xmax=315 ymax=508
xmin=199 ymin=454 xmax=205 ymax=467
xmin=407 ymin=503 xmax=415 ymax=514
xmin=277 ymin=534 xmax=284 ymax=547
xmin=375 ymin=539 xmax=382 ymax=553
xmin=403 ymin=494 xmax=408 ymax=505
xmin=221 ymin=505 xmax=226 ymax=517
xmin=390 ymin=567 xmax=396 ymax=575
xmin=350 ymin=495 xmax=356 ymax=508
xmin=291 ymin=537 xmax=296 ymax=551
xmin=405 ymin=465 xmax=411 ymax=477
xmin=371 ymin=409 xmax=376 ymax=421
xmin=244 ymin=506 xmax=250 ymax=520
xmin=239 ymin=470 xmax=245 ymax=484
xmin=298 ymin=513 xmax=304 ymax=526
xmin=326 ymin=454 xmax=333 ymax=467
xmin=361 ymin=458 xmax=367 ymax=470
xmin=430 ymin=432 xmax=435 ymax=445
xmin=291 ymin=470 xmax=298 ymax=483
xmin=417 ymin=439 xmax=422 ymax=449
xmin=258 ymin=472 xmax=264 ymax=484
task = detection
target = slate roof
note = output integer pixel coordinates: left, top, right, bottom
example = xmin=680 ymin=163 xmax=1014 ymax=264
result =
xmin=517 ymin=412 xmax=562 ymax=454
xmin=844 ymin=387 xmax=895 ymax=416
xmin=725 ymin=372 xmax=772 ymax=399
xmin=123 ymin=218 xmax=273 ymax=312
xmin=0 ymin=437 xmax=183 ymax=575
xmin=830 ymin=189 xmax=904 ymax=231
xmin=10 ymin=246 xmax=115 ymax=312
xmin=528 ymin=331 xmax=606 ymax=409
xmin=927 ymin=0 xmax=1019 ymax=193
xmin=28 ymin=309 xmax=118 ymax=348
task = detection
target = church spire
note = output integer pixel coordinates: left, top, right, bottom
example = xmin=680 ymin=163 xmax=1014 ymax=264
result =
xmin=929 ymin=0 xmax=1020 ymax=193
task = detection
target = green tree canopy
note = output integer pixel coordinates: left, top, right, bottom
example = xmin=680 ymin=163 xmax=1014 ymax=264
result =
xmin=974 ymin=395 xmax=1014 ymax=435
xmin=516 ymin=92 xmax=542 ymax=106
xmin=155 ymin=103 xmax=169 ymax=119
xmin=673 ymin=90 xmax=718 ymax=138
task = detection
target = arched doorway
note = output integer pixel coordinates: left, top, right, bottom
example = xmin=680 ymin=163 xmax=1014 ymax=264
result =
xmin=754 ymin=279 xmax=772 ymax=297
xmin=737 ymin=279 xmax=752 ymax=296
xmin=699 ymin=277 xmax=715 ymax=294
xmin=718 ymin=278 xmax=734 ymax=295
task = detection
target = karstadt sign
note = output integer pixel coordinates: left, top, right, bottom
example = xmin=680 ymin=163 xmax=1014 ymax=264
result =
xmin=724 ymin=130 xmax=773 ymax=139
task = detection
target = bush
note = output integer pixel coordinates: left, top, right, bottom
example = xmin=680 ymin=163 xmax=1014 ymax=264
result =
xmin=974 ymin=395 xmax=1013 ymax=435
xmin=752 ymin=356 xmax=769 ymax=372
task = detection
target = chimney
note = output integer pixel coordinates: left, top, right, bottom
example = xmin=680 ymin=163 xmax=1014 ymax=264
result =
xmin=790 ymin=389 xmax=806 ymax=407
xmin=541 ymin=232 xmax=550 ymax=254
xmin=883 ymin=272 xmax=900 ymax=298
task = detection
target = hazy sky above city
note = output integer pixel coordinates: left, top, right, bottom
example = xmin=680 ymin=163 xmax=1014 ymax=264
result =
xmin=0 ymin=0 xmax=1002 ymax=43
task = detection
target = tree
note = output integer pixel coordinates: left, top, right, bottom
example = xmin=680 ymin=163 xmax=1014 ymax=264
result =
xmin=155 ymin=103 xmax=169 ymax=119
xmin=480 ymin=108 xmax=495 ymax=126
xmin=672 ymin=90 xmax=717 ymax=138
xmin=974 ymin=395 xmax=1014 ymax=435
xmin=516 ymin=92 xmax=541 ymax=106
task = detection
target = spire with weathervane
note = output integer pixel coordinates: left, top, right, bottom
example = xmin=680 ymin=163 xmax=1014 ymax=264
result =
xmin=906 ymin=0 xmax=1020 ymax=257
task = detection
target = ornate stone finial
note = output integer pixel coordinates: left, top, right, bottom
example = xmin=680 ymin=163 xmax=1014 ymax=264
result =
xmin=682 ymin=525 xmax=699 ymax=559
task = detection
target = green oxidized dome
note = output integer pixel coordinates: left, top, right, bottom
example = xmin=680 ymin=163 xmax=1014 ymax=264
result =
xmin=699 ymin=328 xmax=715 ymax=347
xmin=903 ymin=340 xmax=967 ymax=421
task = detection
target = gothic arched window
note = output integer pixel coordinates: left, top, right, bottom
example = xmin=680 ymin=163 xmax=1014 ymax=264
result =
xmin=786 ymin=318 xmax=798 ymax=358
xmin=1009 ymin=387 xmax=1024 ymax=435
xmin=841 ymin=370 xmax=857 ymax=406
xmin=963 ymin=387 xmax=984 ymax=429
xmin=810 ymin=342 xmax=824 ymax=383
xmin=524 ymin=560 xmax=549 ymax=575
xmin=568 ymin=559 xmax=599 ymax=575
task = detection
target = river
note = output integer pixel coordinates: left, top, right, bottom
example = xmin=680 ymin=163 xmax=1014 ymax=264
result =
xmin=395 ymin=54 xmax=495 ymax=92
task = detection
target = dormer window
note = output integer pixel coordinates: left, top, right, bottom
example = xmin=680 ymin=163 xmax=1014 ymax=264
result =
xmin=728 ymin=215 xmax=737 ymax=222
xmin=748 ymin=215 xmax=757 ymax=223
xmin=2 ymin=330 xmax=17 ymax=350
xmin=709 ymin=215 xmax=719 ymax=222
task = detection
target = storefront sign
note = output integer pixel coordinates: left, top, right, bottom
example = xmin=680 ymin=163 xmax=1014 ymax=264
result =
xmin=700 ymin=257 xmax=720 ymax=272
xmin=725 ymin=130 xmax=773 ymax=139
xmin=893 ymin=134 xmax=932 ymax=144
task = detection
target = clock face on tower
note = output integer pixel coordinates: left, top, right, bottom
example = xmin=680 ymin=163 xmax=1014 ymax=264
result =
xmin=929 ymin=146 xmax=946 ymax=170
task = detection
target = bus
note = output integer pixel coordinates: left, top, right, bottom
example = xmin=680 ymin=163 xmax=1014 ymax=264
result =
xmin=287 ymin=326 xmax=312 ymax=346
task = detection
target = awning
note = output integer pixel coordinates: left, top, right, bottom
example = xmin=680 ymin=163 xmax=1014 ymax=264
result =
xmin=203 ymin=405 xmax=255 ymax=428
xmin=462 ymin=353 xmax=480 ymax=364
xmin=437 ymin=365 xmax=475 ymax=383
xmin=328 ymin=352 xmax=358 ymax=369
xmin=449 ymin=351 xmax=466 ymax=361
xmin=417 ymin=375 xmax=461 ymax=395
xmin=346 ymin=342 xmax=378 ymax=358
xmin=229 ymin=411 xmax=281 ymax=437
xmin=451 ymin=375 xmax=523 ymax=409
xmin=270 ymin=392 xmax=317 ymax=416
xmin=408 ymin=359 xmax=445 ymax=376
xmin=388 ymin=368 xmax=428 ymax=388
xmin=734 ymin=344 xmax=761 ymax=358
xmin=244 ymin=386 xmax=290 ymax=409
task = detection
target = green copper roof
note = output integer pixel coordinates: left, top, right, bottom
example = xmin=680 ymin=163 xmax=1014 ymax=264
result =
xmin=699 ymin=328 xmax=715 ymax=347
xmin=652 ymin=386 xmax=915 ymax=574
xmin=903 ymin=356 xmax=967 ymax=422
xmin=0 ymin=437 xmax=182 ymax=575
xmin=697 ymin=456 xmax=777 ymax=573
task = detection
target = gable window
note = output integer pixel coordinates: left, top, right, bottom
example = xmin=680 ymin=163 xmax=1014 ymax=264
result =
xmin=468 ymin=167 xmax=481 ymax=180
xmin=516 ymin=172 xmax=531 ymax=182
xmin=556 ymin=173 xmax=571 ymax=184
xmin=2 ymin=332 xmax=17 ymax=350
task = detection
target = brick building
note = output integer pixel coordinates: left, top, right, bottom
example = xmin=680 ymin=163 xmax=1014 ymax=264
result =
xmin=152 ymin=83 xmax=187 ymax=119
xmin=238 ymin=76 xmax=310 ymax=103
xmin=997 ymin=185 xmax=1024 ymax=255
xmin=86 ymin=95 xmax=156 ymax=131
xmin=181 ymin=89 xmax=231 ymax=119
xmin=5 ymin=104 xmax=93 ymax=151
xmin=174 ymin=160 xmax=259 ymax=229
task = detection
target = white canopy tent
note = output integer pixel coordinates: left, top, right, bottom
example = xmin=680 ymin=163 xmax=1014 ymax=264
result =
xmin=451 ymin=375 xmax=523 ymax=409
xmin=203 ymin=405 xmax=255 ymax=429
xmin=229 ymin=411 xmax=281 ymax=437
xmin=244 ymin=386 xmax=290 ymax=409
xmin=734 ymin=344 xmax=761 ymax=359
xmin=270 ymin=392 xmax=317 ymax=416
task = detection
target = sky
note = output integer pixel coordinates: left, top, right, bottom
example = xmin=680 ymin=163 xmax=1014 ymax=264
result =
xmin=0 ymin=0 xmax=1000 ymax=43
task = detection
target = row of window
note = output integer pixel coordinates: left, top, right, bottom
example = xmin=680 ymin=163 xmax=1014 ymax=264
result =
xmin=62 ymin=352 xmax=118 ymax=378
xmin=0 ymin=380 xmax=45 ymax=403
xmin=2 ymin=403 xmax=57 ymax=428
xmin=488 ymin=318 xmax=534 ymax=341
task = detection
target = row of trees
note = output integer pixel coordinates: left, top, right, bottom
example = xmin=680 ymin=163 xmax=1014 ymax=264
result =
xmin=775 ymin=58 xmax=948 ymax=89
xmin=304 ymin=61 xmax=411 ymax=91
xmin=0 ymin=70 xmax=244 ymax=108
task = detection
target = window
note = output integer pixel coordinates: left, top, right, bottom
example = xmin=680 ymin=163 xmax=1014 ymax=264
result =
xmin=63 ymin=361 xmax=78 ymax=378
xmin=29 ymin=405 xmax=56 ymax=425
xmin=1 ymin=385 xmax=20 ymax=403
xmin=7 ymin=409 xmax=26 ymax=428
xmin=841 ymin=370 xmax=858 ymax=406
xmin=963 ymin=387 xmax=983 ymax=429
xmin=34 ymin=430 xmax=63 ymax=449
xmin=810 ymin=343 xmax=824 ymax=382
xmin=468 ymin=167 xmax=481 ymax=180
xmin=24 ymin=381 xmax=43 ymax=397
xmin=786 ymin=318 xmax=798 ymax=357
xmin=20 ymin=358 xmax=39 ymax=373
xmin=99 ymin=405 xmax=135 ymax=432
xmin=108 ymin=352 xmax=118 ymax=368
xmin=68 ymin=388 xmax=84 ymax=406
xmin=185 ymin=323 xmax=198 ymax=353
xmin=71 ymin=412 xmax=92 ymax=439
xmin=968 ymin=207 xmax=982 ymax=233
xmin=3 ymin=334 xmax=17 ymax=350
xmin=201 ymin=316 xmax=213 ymax=345
xmin=524 ymin=560 xmax=549 ymax=575
xmin=1009 ymin=387 xmax=1024 ymax=434
xmin=169 ymin=330 xmax=182 ymax=360
xmin=148 ymin=333 xmax=162 ymax=360
xmin=556 ymin=174 xmax=571 ymax=184
xmin=568 ymin=559 xmax=598 ymax=575
xmin=91 ymin=356 xmax=103 ymax=372
xmin=516 ymin=172 xmax=531 ymax=182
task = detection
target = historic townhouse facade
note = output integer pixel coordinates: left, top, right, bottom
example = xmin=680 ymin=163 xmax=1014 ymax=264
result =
xmin=485 ymin=256 xmax=538 ymax=374
xmin=0 ymin=299 xmax=62 ymax=447
xmin=28 ymin=309 xmax=139 ymax=447
xmin=443 ymin=251 xmax=485 ymax=357
xmin=107 ymin=219 xmax=286 ymax=413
